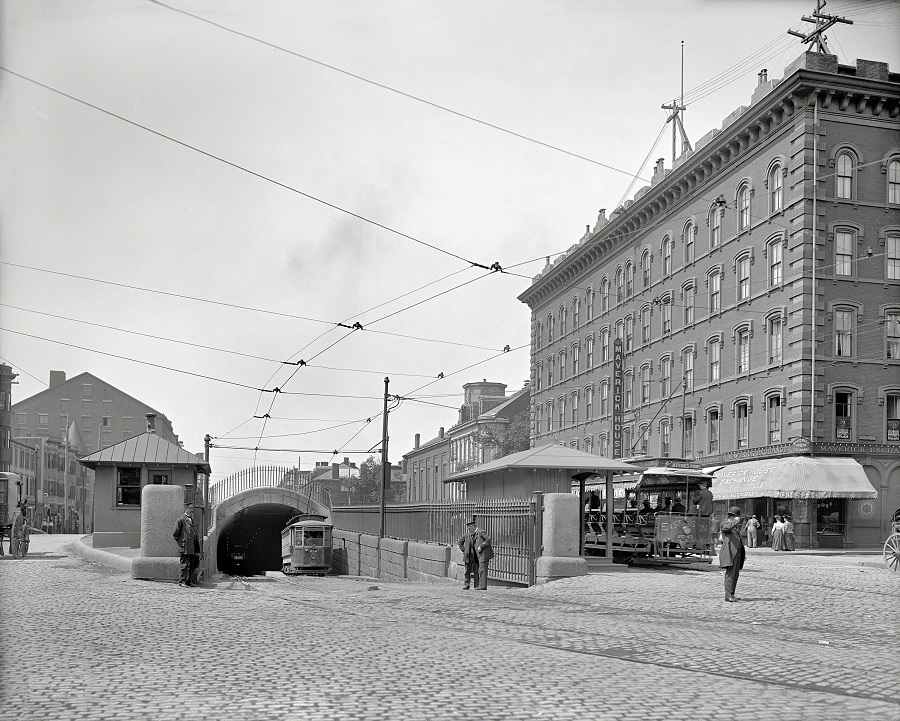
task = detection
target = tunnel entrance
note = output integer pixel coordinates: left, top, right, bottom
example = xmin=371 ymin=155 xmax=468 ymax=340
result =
xmin=216 ymin=503 xmax=297 ymax=576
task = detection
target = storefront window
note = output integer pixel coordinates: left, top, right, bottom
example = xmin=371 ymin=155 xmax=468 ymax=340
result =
xmin=816 ymin=499 xmax=845 ymax=534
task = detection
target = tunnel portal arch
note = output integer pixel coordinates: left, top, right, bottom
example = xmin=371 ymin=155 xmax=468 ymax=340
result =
xmin=206 ymin=487 xmax=330 ymax=576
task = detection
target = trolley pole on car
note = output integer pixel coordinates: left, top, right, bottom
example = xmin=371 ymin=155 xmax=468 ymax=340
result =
xmin=377 ymin=377 xmax=390 ymax=577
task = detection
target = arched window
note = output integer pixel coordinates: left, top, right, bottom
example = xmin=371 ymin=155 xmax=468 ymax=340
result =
xmin=642 ymin=249 xmax=651 ymax=288
xmin=836 ymin=151 xmax=854 ymax=199
xmin=767 ymin=236 xmax=783 ymax=287
xmin=625 ymin=261 xmax=634 ymax=297
xmin=586 ymin=335 xmax=594 ymax=368
xmin=660 ymin=420 xmax=671 ymax=457
xmin=546 ymin=400 xmax=554 ymax=432
xmin=887 ymin=309 xmax=900 ymax=360
xmin=769 ymin=163 xmax=783 ymax=213
xmin=735 ymin=326 xmax=751 ymax=374
xmin=615 ymin=268 xmax=624 ymax=303
xmin=624 ymin=315 xmax=634 ymax=352
xmin=736 ymin=252 xmax=751 ymax=301
xmin=536 ymin=320 xmax=543 ymax=347
xmin=889 ymin=158 xmax=900 ymax=205
xmin=640 ymin=365 xmax=651 ymax=405
xmin=600 ymin=381 xmax=609 ymax=416
xmin=547 ymin=356 xmax=554 ymax=386
xmin=835 ymin=228 xmax=855 ymax=277
xmin=735 ymin=401 xmax=750 ymax=448
xmin=600 ymin=328 xmax=610 ymax=363
xmin=708 ymin=337 xmax=721 ymax=383
xmin=684 ymin=221 xmax=695 ymax=264
xmin=682 ymin=347 xmax=694 ymax=391
xmin=560 ymin=304 xmax=567 ymax=335
xmin=586 ymin=287 xmax=594 ymax=322
xmin=535 ymin=361 xmax=543 ymax=391
xmin=660 ymin=356 xmax=672 ymax=397
xmin=548 ymin=312 xmax=555 ymax=342
xmin=600 ymin=277 xmax=609 ymax=313
xmin=707 ymin=407 xmax=721 ymax=454
xmin=709 ymin=203 xmax=724 ymax=249
xmin=624 ymin=370 xmax=634 ymax=409
xmin=737 ymin=183 xmax=751 ymax=232
xmin=585 ymin=386 xmax=594 ymax=421
xmin=559 ymin=349 xmax=567 ymax=380
xmin=572 ymin=342 xmax=580 ymax=375
xmin=662 ymin=236 xmax=672 ymax=276
xmin=641 ymin=305 xmax=652 ymax=344
xmin=766 ymin=392 xmax=782 ymax=444
xmin=573 ymin=296 xmax=581 ymax=329
xmin=708 ymin=269 xmax=721 ymax=314
xmin=888 ymin=233 xmax=900 ymax=281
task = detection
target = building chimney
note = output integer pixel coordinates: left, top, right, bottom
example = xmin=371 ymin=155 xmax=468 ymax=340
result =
xmin=439 ymin=427 xmax=445 ymax=440
xmin=655 ymin=158 xmax=665 ymax=175
xmin=49 ymin=370 xmax=66 ymax=389
xmin=332 ymin=462 xmax=340 ymax=478
xmin=758 ymin=68 xmax=768 ymax=85
xmin=344 ymin=457 xmax=350 ymax=465
xmin=414 ymin=433 xmax=420 ymax=449
xmin=145 ymin=413 xmax=157 ymax=433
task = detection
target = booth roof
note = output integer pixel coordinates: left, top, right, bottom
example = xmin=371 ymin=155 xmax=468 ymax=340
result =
xmin=710 ymin=456 xmax=877 ymax=500
xmin=444 ymin=443 xmax=646 ymax=482
xmin=78 ymin=431 xmax=211 ymax=474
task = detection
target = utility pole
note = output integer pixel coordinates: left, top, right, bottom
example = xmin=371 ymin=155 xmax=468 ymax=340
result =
xmin=787 ymin=1 xmax=852 ymax=55
xmin=661 ymin=41 xmax=692 ymax=165
xmin=377 ymin=377 xmax=390 ymax=577
xmin=63 ymin=412 xmax=69 ymax=532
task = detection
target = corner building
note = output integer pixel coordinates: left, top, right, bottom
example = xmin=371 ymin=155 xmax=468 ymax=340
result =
xmin=519 ymin=53 xmax=900 ymax=549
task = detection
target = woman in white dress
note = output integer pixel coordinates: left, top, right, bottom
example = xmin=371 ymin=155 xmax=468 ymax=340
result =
xmin=770 ymin=515 xmax=786 ymax=551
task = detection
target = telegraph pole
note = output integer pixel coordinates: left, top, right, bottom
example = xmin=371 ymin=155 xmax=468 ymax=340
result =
xmin=787 ymin=1 xmax=852 ymax=55
xmin=661 ymin=41 xmax=692 ymax=165
xmin=377 ymin=377 xmax=390 ymax=577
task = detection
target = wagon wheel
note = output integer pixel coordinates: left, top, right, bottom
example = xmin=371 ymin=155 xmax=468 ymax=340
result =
xmin=884 ymin=532 xmax=900 ymax=573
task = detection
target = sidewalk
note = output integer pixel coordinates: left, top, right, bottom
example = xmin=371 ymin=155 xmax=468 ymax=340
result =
xmin=71 ymin=534 xmax=139 ymax=573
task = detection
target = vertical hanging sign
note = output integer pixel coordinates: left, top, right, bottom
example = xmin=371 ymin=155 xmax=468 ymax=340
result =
xmin=612 ymin=338 xmax=624 ymax=458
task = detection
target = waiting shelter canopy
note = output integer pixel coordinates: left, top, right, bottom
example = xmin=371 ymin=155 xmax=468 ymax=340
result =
xmin=709 ymin=456 xmax=877 ymax=501
xmin=444 ymin=443 xmax=645 ymax=482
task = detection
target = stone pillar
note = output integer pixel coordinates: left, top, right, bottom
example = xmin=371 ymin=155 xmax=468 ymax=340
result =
xmin=132 ymin=484 xmax=184 ymax=581
xmin=535 ymin=492 xmax=587 ymax=584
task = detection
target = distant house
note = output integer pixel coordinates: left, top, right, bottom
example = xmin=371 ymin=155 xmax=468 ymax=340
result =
xmin=78 ymin=417 xmax=210 ymax=548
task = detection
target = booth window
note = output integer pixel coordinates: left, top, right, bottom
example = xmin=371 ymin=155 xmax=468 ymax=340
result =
xmin=117 ymin=467 xmax=142 ymax=506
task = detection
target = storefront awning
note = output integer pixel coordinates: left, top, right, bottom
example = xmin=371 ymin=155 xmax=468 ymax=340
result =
xmin=710 ymin=456 xmax=877 ymax=501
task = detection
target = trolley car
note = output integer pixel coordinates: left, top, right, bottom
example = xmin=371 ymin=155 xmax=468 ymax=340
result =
xmin=280 ymin=513 xmax=333 ymax=576
xmin=582 ymin=464 xmax=716 ymax=565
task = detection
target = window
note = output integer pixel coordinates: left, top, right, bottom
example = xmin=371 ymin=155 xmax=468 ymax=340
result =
xmin=736 ymin=329 xmax=750 ymax=374
xmin=708 ymin=409 xmax=720 ymax=453
xmin=573 ymin=297 xmax=580 ymax=329
xmin=600 ymin=382 xmax=609 ymax=416
xmin=835 ymin=391 xmax=852 ymax=440
xmin=548 ymin=313 xmax=555 ymax=342
xmin=586 ymin=288 xmax=594 ymax=322
xmin=560 ymin=305 xmax=567 ymax=335
xmin=616 ymin=268 xmax=624 ymax=303
xmin=585 ymin=387 xmax=593 ymax=421
xmin=116 ymin=467 xmax=141 ymax=506
xmin=572 ymin=344 xmax=580 ymax=375
xmin=887 ymin=394 xmax=900 ymax=442
xmin=708 ymin=271 xmax=721 ymax=314
xmin=571 ymin=391 xmax=579 ymax=425
xmin=623 ymin=427 xmax=632 ymax=456
xmin=641 ymin=306 xmax=651 ymax=344
xmin=737 ymin=255 xmax=751 ymax=301
xmin=547 ymin=357 xmax=554 ymax=386
xmin=535 ymin=362 xmax=543 ymax=391
xmin=684 ymin=221 xmax=695 ymax=264
xmin=600 ymin=328 xmax=610 ymax=363
xmin=535 ymin=320 xmax=543 ymax=347
xmin=586 ymin=336 xmax=594 ymax=368
xmin=889 ymin=159 xmax=900 ymax=205
xmin=835 ymin=231 xmax=853 ymax=276
xmin=584 ymin=436 xmax=593 ymax=454
xmin=737 ymin=184 xmax=750 ymax=232
xmin=886 ymin=311 xmax=900 ymax=359
xmin=625 ymin=262 xmax=634 ymax=297
xmin=624 ymin=316 xmax=634 ymax=353
xmin=709 ymin=339 xmax=721 ymax=383
xmin=683 ymin=416 xmax=694 ymax=457
xmin=888 ymin=235 xmax=900 ymax=281
xmin=660 ymin=421 xmax=671 ymax=457
xmin=534 ymin=406 xmax=542 ymax=437
xmin=710 ymin=205 xmax=723 ymax=248
xmin=123 ymin=417 xmax=132 ymax=430
xmin=768 ymin=315 xmax=783 ymax=365
xmin=38 ymin=413 xmax=48 ymax=426
xmin=768 ymin=239 xmax=783 ymax=286
xmin=625 ymin=371 xmax=634 ymax=409
xmin=559 ymin=350 xmax=567 ymax=380
xmin=834 ymin=310 xmax=853 ymax=357
xmin=683 ymin=350 xmax=694 ymax=392
xmin=767 ymin=394 xmax=782 ymax=444
xmin=736 ymin=402 xmax=749 ymax=448
xmin=599 ymin=433 xmax=608 ymax=457
xmin=640 ymin=366 xmax=651 ymax=405
xmin=661 ymin=299 xmax=672 ymax=335
xmin=642 ymin=249 xmax=651 ymax=288
xmin=662 ymin=236 xmax=672 ymax=276
xmin=683 ymin=283 xmax=694 ymax=325
xmin=769 ymin=163 xmax=783 ymax=212
xmin=81 ymin=415 xmax=91 ymax=431
xmin=82 ymin=383 xmax=92 ymax=396
xmin=558 ymin=398 xmax=566 ymax=429
xmin=637 ymin=426 xmax=649 ymax=456
xmin=601 ymin=278 xmax=609 ymax=313
xmin=661 ymin=356 xmax=672 ymax=397
xmin=547 ymin=401 xmax=554 ymax=432
xmin=835 ymin=152 xmax=854 ymax=199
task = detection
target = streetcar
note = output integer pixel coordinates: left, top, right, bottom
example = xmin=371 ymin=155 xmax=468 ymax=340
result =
xmin=280 ymin=513 xmax=333 ymax=576
xmin=582 ymin=462 xmax=716 ymax=565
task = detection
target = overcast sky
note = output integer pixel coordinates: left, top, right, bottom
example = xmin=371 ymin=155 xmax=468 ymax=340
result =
xmin=2 ymin=0 xmax=898 ymax=483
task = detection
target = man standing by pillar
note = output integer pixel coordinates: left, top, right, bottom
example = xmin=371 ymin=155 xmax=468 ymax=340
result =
xmin=718 ymin=506 xmax=746 ymax=602
xmin=173 ymin=502 xmax=201 ymax=588
xmin=457 ymin=517 xmax=493 ymax=590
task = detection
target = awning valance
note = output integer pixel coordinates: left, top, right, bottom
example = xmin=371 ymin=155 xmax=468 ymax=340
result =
xmin=710 ymin=456 xmax=877 ymax=501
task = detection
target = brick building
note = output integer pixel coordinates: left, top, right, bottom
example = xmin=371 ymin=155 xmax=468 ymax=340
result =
xmin=519 ymin=52 xmax=899 ymax=548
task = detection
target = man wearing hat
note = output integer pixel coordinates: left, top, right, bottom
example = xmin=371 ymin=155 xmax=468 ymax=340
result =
xmin=457 ymin=517 xmax=493 ymax=590
xmin=718 ymin=506 xmax=746 ymax=602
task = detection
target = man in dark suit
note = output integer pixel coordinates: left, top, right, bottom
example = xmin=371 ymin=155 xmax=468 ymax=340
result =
xmin=718 ymin=506 xmax=746 ymax=602
xmin=457 ymin=517 xmax=493 ymax=590
xmin=173 ymin=502 xmax=201 ymax=587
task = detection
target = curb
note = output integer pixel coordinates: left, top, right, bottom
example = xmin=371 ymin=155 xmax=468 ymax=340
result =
xmin=71 ymin=535 xmax=133 ymax=574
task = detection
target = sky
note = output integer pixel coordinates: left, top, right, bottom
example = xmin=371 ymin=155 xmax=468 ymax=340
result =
xmin=2 ymin=0 xmax=898 ymax=484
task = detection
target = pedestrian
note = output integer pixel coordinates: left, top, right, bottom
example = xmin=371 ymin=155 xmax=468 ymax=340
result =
xmin=771 ymin=515 xmax=786 ymax=551
xmin=456 ymin=517 xmax=493 ymax=590
xmin=11 ymin=504 xmax=27 ymax=559
xmin=172 ymin=502 xmax=201 ymax=587
xmin=717 ymin=506 xmax=746 ymax=602
xmin=745 ymin=514 xmax=760 ymax=548
xmin=783 ymin=516 xmax=795 ymax=551
xmin=692 ymin=482 xmax=714 ymax=516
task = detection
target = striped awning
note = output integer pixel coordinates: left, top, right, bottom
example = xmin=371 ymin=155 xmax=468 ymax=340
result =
xmin=710 ymin=456 xmax=877 ymax=501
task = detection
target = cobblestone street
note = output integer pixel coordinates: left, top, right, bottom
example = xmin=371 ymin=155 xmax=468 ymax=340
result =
xmin=1 ymin=535 xmax=897 ymax=721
